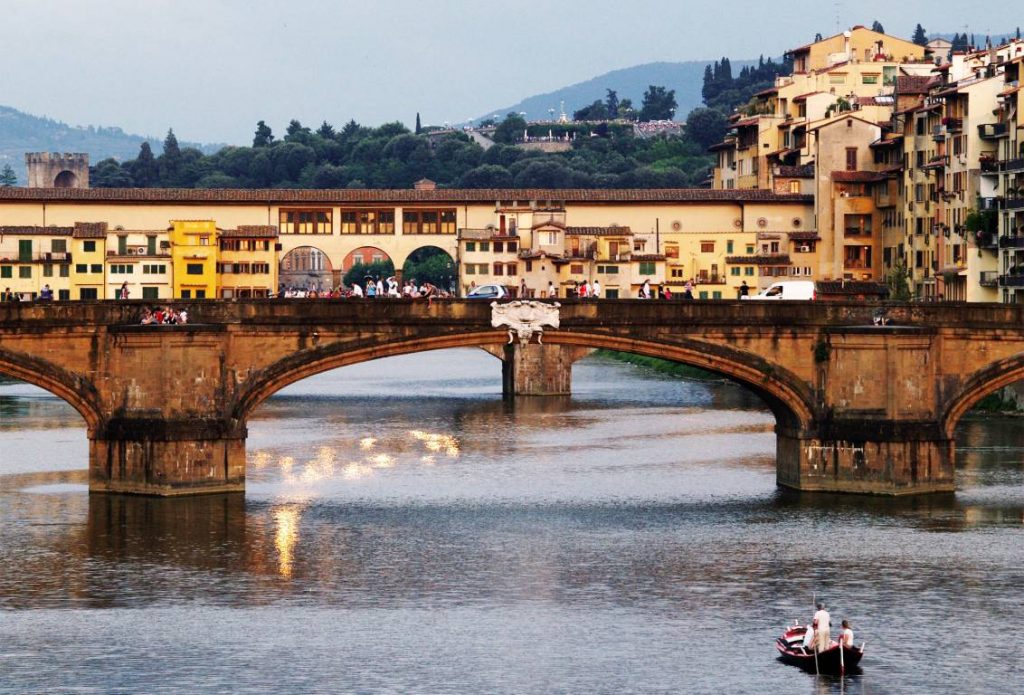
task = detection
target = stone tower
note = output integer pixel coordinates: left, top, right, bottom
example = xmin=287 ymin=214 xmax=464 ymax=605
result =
xmin=25 ymin=152 xmax=90 ymax=188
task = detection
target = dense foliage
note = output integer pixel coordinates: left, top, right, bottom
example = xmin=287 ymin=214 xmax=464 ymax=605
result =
xmin=91 ymin=111 xmax=717 ymax=190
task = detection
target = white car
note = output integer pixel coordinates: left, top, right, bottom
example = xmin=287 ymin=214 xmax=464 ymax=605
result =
xmin=466 ymin=284 xmax=509 ymax=300
xmin=743 ymin=280 xmax=816 ymax=300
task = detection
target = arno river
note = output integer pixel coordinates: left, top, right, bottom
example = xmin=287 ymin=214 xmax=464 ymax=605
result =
xmin=0 ymin=349 xmax=1022 ymax=694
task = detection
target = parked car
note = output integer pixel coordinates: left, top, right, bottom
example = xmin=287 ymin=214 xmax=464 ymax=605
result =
xmin=742 ymin=280 xmax=816 ymax=300
xmin=466 ymin=284 xmax=509 ymax=300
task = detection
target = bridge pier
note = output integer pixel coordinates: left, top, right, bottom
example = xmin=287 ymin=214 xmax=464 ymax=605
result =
xmin=491 ymin=343 xmax=594 ymax=397
xmin=776 ymin=423 xmax=955 ymax=495
xmin=89 ymin=418 xmax=246 ymax=496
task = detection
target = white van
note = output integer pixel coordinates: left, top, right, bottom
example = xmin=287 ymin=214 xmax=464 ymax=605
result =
xmin=742 ymin=280 xmax=816 ymax=300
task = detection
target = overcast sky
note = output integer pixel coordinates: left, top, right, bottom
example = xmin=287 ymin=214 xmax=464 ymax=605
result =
xmin=1 ymin=0 xmax=1015 ymax=145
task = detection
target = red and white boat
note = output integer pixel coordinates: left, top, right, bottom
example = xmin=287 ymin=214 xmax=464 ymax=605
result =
xmin=775 ymin=623 xmax=865 ymax=675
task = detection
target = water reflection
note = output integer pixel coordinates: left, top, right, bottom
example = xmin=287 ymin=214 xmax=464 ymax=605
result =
xmin=0 ymin=351 xmax=1022 ymax=693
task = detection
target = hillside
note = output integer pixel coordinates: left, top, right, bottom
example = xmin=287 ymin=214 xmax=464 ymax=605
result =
xmin=0 ymin=106 xmax=218 ymax=184
xmin=480 ymin=59 xmax=756 ymax=123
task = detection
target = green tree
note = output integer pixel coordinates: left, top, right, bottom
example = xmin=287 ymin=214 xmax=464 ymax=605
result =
xmin=253 ymin=120 xmax=274 ymax=148
xmin=639 ymin=85 xmax=677 ymax=121
xmin=159 ymin=129 xmax=182 ymax=184
xmin=342 ymin=259 xmax=394 ymax=289
xmin=684 ymin=107 xmax=728 ymax=150
xmin=415 ymin=112 xmax=422 ymax=135
xmin=605 ymin=89 xmax=619 ymax=119
xmin=573 ymin=100 xmax=609 ymax=121
xmin=458 ymin=164 xmax=513 ymax=188
xmin=131 ymin=141 xmax=159 ymax=187
xmin=316 ymin=121 xmax=336 ymax=139
xmin=886 ymin=259 xmax=912 ymax=300
xmin=0 ymin=164 xmax=17 ymax=187
xmin=912 ymin=24 xmax=928 ymax=46
xmin=90 ymin=158 xmax=134 ymax=187
xmin=403 ymin=248 xmax=456 ymax=290
xmin=871 ymin=20 xmax=885 ymax=33
xmin=492 ymin=113 xmax=528 ymax=144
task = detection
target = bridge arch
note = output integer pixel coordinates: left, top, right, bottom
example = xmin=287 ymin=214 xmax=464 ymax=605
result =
xmin=0 ymin=348 xmax=102 ymax=433
xmin=400 ymin=245 xmax=457 ymax=293
xmin=232 ymin=331 xmax=815 ymax=433
xmin=941 ymin=354 xmax=1024 ymax=438
xmin=280 ymin=245 xmax=335 ymax=292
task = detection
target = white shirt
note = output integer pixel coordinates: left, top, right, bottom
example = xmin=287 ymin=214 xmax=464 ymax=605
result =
xmin=351 ymin=284 xmax=363 ymax=297
xmin=592 ymin=280 xmax=601 ymax=298
xmin=814 ymin=609 xmax=831 ymax=633
xmin=802 ymin=626 xmax=815 ymax=649
xmin=840 ymin=627 xmax=853 ymax=647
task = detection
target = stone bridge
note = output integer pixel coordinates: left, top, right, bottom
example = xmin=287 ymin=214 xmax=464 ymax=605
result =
xmin=1 ymin=300 xmax=1022 ymax=497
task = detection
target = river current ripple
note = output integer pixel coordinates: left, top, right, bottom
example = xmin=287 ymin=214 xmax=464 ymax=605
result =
xmin=0 ymin=349 xmax=1021 ymax=694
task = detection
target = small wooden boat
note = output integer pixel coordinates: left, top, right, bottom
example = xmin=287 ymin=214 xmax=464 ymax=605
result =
xmin=775 ymin=623 xmax=865 ymax=675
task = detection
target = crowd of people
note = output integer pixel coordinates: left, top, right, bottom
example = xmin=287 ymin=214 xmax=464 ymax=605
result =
xmin=139 ymin=306 xmax=188 ymax=325
xmin=277 ymin=276 xmax=453 ymax=301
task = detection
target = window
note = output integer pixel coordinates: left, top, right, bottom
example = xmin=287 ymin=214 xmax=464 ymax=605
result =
xmin=75 ymin=264 xmax=87 ymax=273
xmin=147 ymin=236 xmax=157 ymax=255
xmin=712 ymin=291 xmax=722 ymax=300
xmin=476 ymin=241 xmax=489 ymax=252
xmin=665 ymin=244 xmax=679 ymax=259
xmin=58 ymin=289 xmax=69 ymax=301
xmin=670 ymin=268 xmax=684 ymax=278
xmin=18 ymin=266 xmax=31 ymax=279
xmin=862 ymin=74 xmax=879 ymax=85
xmin=700 ymin=241 xmax=715 ymax=253
xmin=570 ymin=264 xmax=584 ymax=275
xmin=846 ymin=148 xmax=857 ymax=171
xmin=493 ymin=263 xmax=504 ymax=276
xmin=493 ymin=241 xmax=504 ymax=253
xmin=789 ymin=181 xmax=800 ymax=193
xmin=746 ymin=245 xmax=754 ymax=254
xmin=90 ymin=264 xmax=102 ymax=274
xmin=142 ymin=287 xmax=159 ymax=299
xmin=744 ymin=267 xmax=754 ymax=276
xmin=829 ymin=73 xmax=846 ymax=84
xmin=465 ymin=241 xmax=476 ymax=252
xmin=726 ymin=240 xmax=734 ymax=254
xmin=143 ymin=264 xmax=167 ymax=274
xmin=506 ymin=264 xmax=518 ymax=276
xmin=403 ymin=209 xmax=456 ymax=234
xmin=51 ymin=239 xmax=67 ymax=254
xmin=525 ymin=261 xmax=533 ymax=272
xmin=539 ymin=231 xmax=559 ymax=245
xmin=507 ymin=241 xmax=518 ymax=252
xmin=597 ymin=265 xmax=619 ymax=274
xmin=118 ymin=236 xmax=128 ymax=255
xmin=698 ymin=291 xmax=709 ymax=300
xmin=639 ymin=262 xmax=655 ymax=275
xmin=83 ymin=241 xmax=96 ymax=252
xmin=280 ymin=209 xmax=332 ymax=234
xmin=0 ymin=266 xmax=10 ymax=279
xmin=186 ymin=264 xmax=204 ymax=275
xmin=730 ymin=267 xmax=741 ymax=276
xmin=43 ymin=264 xmax=53 ymax=277
xmin=181 ymin=290 xmax=191 ymax=299
xmin=59 ymin=265 xmax=69 ymax=278
xmin=195 ymin=290 xmax=206 ymax=299
xmin=79 ymin=288 xmax=98 ymax=300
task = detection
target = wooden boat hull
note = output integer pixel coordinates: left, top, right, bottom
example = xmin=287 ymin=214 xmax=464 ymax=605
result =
xmin=775 ymin=626 xmax=864 ymax=675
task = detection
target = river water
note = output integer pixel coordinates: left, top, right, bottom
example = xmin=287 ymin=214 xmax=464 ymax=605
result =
xmin=0 ymin=349 xmax=1022 ymax=694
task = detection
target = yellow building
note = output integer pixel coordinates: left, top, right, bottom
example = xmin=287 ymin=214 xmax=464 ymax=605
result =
xmin=170 ymin=220 xmax=217 ymax=299
xmin=105 ymin=228 xmax=172 ymax=300
xmin=786 ymin=26 xmax=925 ymax=75
xmin=0 ymin=226 xmax=73 ymax=300
xmin=70 ymin=223 xmax=108 ymax=300
xmin=216 ymin=225 xmax=279 ymax=298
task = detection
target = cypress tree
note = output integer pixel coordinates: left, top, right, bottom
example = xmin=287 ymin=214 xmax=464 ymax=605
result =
xmin=912 ymin=24 xmax=928 ymax=47
xmin=415 ymin=112 xmax=422 ymax=135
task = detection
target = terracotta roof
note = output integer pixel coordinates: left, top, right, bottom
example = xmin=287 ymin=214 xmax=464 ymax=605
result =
xmin=73 ymin=222 xmax=108 ymax=238
xmin=708 ymin=141 xmax=736 ymax=152
xmin=631 ymin=253 xmax=666 ymax=261
xmin=895 ymin=75 xmax=933 ymax=95
xmin=0 ymin=225 xmax=73 ymax=236
xmin=833 ymin=171 xmax=889 ymax=183
xmin=792 ymin=92 xmax=821 ymax=102
xmin=869 ymin=137 xmax=902 ymax=148
xmin=220 ymin=225 xmax=279 ymax=238
xmin=776 ymin=165 xmax=815 ymax=178
xmin=0 ymin=187 xmax=813 ymax=205
xmin=754 ymin=86 xmax=779 ymax=97
xmin=564 ymin=226 xmax=632 ymax=236
xmin=788 ymin=231 xmax=821 ymax=241
xmin=733 ymin=117 xmax=760 ymax=128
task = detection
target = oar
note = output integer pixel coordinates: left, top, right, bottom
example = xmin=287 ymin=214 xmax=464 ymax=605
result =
xmin=812 ymin=593 xmax=819 ymax=677
xmin=839 ymin=629 xmax=845 ymax=675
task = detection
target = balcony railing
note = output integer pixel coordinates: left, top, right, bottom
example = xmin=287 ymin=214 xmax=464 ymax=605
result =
xmin=980 ymin=271 xmax=1000 ymax=287
xmin=999 ymin=275 xmax=1024 ymax=287
xmin=842 ymin=260 xmax=873 ymax=269
xmin=844 ymin=228 xmax=873 ymax=237
xmin=980 ymin=197 xmax=999 ymax=210
xmin=978 ymin=123 xmax=1008 ymax=140
xmin=942 ymin=116 xmax=963 ymax=132
xmin=1003 ymin=158 xmax=1024 ymax=173
xmin=999 ymin=236 xmax=1024 ymax=248
xmin=1005 ymin=199 xmax=1024 ymax=210
xmin=981 ymin=159 xmax=999 ymax=173
xmin=696 ymin=274 xmax=727 ymax=285
xmin=0 ymin=252 xmax=72 ymax=264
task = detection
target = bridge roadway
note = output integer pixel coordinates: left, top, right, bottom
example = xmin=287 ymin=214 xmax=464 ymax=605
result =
xmin=1 ymin=299 xmax=1022 ymax=497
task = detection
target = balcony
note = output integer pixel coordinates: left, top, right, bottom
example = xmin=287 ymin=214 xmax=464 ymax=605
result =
xmin=980 ymin=271 xmax=1000 ymax=287
xmin=842 ymin=259 xmax=873 ymax=270
xmin=999 ymin=236 xmax=1024 ymax=248
xmin=978 ymin=123 xmax=1008 ymax=140
xmin=843 ymin=228 xmax=873 ymax=238
xmin=999 ymin=275 xmax=1024 ymax=287
xmin=979 ymin=197 xmax=999 ymax=211
xmin=0 ymin=252 xmax=72 ymax=264
xmin=1005 ymin=198 xmax=1024 ymax=211
xmin=981 ymin=159 xmax=999 ymax=174
xmin=1004 ymin=158 xmax=1024 ymax=173
xmin=941 ymin=116 xmax=963 ymax=132
xmin=696 ymin=274 xmax=727 ymax=285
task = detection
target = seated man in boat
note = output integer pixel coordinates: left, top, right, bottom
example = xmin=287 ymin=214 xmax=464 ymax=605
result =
xmin=813 ymin=602 xmax=831 ymax=652
xmin=801 ymin=621 xmax=816 ymax=653
xmin=839 ymin=619 xmax=853 ymax=648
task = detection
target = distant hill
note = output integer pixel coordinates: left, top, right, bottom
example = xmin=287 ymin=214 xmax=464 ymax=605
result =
xmin=479 ymin=60 xmax=756 ymax=124
xmin=0 ymin=106 xmax=220 ymax=184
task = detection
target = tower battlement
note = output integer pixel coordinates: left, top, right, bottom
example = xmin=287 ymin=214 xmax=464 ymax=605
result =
xmin=25 ymin=152 xmax=90 ymax=189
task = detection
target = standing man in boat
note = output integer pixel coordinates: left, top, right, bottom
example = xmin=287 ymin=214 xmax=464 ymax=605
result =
xmin=813 ymin=602 xmax=831 ymax=652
